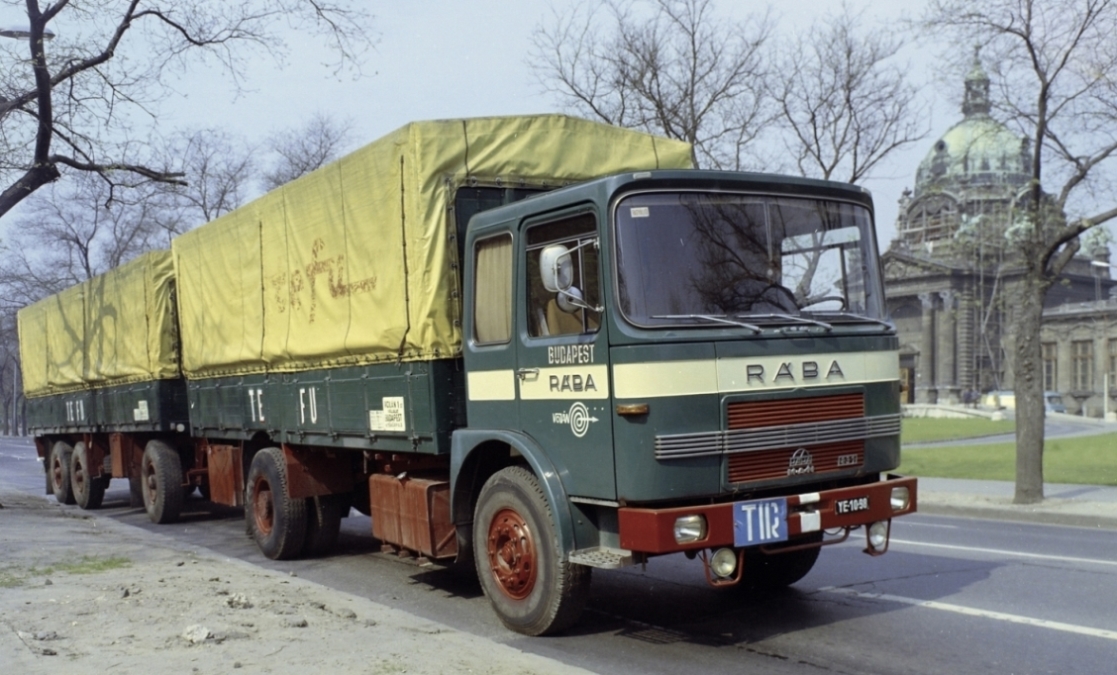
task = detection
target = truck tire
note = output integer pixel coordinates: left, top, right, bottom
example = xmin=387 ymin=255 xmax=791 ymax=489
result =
xmin=246 ymin=448 xmax=307 ymax=560
xmin=745 ymin=532 xmax=823 ymax=590
xmin=141 ymin=440 xmax=184 ymax=524
xmin=49 ymin=441 xmax=76 ymax=505
xmin=303 ymin=494 xmax=347 ymax=557
xmin=473 ymin=466 xmax=590 ymax=636
xmin=70 ymin=441 xmax=106 ymax=510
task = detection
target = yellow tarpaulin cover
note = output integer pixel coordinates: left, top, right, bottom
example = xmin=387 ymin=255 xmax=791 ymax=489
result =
xmin=18 ymin=250 xmax=180 ymax=397
xmin=173 ymin=114 xmax=693 ymax=378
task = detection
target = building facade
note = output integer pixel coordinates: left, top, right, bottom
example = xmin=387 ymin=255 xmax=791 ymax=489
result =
xmin=883 ymin=54 xmax=1117 ymax=416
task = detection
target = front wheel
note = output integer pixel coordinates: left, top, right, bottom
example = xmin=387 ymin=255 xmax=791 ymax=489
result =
xmin=473 ymin=466 xmax=590 ymax=636
xmin=70 ymin=441 xmax=106 ymax=510
xmin=141 ymin=440 xmax=184 ymax=524
xmin=245 ymin=448 xmax=307 ymax=560
xmin=745 ymin=532 xmax=822 ymax=590
xmin=49 ymin=441 xmax=76 ymax=505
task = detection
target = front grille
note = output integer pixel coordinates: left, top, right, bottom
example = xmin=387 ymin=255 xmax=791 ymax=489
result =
xmin=652 ymin=393 xmax=900 ymax=479
xmin=727 ymin=393 xmax=863 ymax=429
xmin=727 ymin=440 xmax=864 ymax=483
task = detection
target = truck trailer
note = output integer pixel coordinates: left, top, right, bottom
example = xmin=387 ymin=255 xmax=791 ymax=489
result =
xmin=19 ymin=114 xmax=917 ymax=635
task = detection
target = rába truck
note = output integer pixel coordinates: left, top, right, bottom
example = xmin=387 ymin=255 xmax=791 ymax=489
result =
xmin=19 ymin=114 xmax=916 ymax=636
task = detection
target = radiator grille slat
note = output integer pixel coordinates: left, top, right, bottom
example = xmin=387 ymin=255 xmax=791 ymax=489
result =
xmin=726 ymin=393 xmax=864 ymax=429
xmin=653 ymin=413 xmax=900 ymax=459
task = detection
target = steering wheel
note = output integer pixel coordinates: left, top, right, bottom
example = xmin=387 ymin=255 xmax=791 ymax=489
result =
xmin=799 ymin=295 xmax=847 ymax=311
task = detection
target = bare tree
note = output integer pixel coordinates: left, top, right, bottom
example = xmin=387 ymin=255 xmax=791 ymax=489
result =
xmin=0 ymin=0 xmax=374 ymax=218
xmin=0 ymin=174 xmax=168 ymax=306
xmin=925 ymin=0 xmax=1117 ymax=503
xmin=156 ymin=127 xmax=257 ymax=228
xmin=531 ymin=0 xmax=773 ymax=170
xmin=774 ymin=4 xmax=928 ymax=184
xmin=261 ymin=112 xmax=352 ymax=191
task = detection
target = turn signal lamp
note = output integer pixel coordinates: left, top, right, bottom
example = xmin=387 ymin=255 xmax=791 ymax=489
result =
xmin=673 ymin=515 xmax=707 ymax=544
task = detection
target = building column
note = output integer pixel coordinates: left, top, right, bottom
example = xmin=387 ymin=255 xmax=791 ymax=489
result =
xmin=938 ymin=290 xmax=959 ymax=404
xmin=957 ymin=288 xmax=975 ymax=390
xmin=917 ymin=292 xmax=937 ymax=403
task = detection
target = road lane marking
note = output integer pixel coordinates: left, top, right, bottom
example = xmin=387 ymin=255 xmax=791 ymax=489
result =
xmin=890 ymin=539 xmax=1117 ymax=567
xmin=820 ymin=587 xmax=1117 ymax=641
xmin=896 ymin=522 xmax=959 ymax=530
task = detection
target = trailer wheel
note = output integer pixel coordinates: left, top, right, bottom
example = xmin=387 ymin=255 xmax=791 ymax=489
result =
xmin=473 ymin=466 xmax=590 ymax=636
xmin=745 ymin=532 xmax=823 ymax=590
xmin=70 ymin=441 xmax=106 ymax=510
xmin=246 ymin=448 xmax=307 ymax=560
xmin=303 ymin=494 xmax=347 ymax=557
xmin=141 ymin=440 xmax=184 ymax=524
xmin=49 ymin=441 xmax=76 ymax=505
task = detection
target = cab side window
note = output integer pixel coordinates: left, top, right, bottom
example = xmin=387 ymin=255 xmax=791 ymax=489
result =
xmin=473 ymin=234 xmax=513 ymax=344
xmin=526 ymin=213 xmax=600 ymax=338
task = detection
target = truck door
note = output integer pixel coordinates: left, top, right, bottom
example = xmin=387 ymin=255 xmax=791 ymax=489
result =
xmin=515 ymin=209 xmax=615 ymax=500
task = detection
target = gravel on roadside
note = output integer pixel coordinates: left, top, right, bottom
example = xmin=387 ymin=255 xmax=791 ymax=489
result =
xmin=0 ymin=489 xmax=598 ymax=675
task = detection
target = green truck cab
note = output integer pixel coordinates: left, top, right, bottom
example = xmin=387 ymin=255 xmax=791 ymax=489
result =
xmin=457 ymin=170 xmax=916 ymax=633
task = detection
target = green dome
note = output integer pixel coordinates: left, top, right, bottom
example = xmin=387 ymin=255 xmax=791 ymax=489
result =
xmin=913 ymin=52 xmax=1031 ymax=195
xmin=914 ymin=116 xmax=1030 ymax=191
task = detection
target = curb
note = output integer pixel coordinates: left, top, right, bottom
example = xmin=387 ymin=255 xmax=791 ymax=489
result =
xmin=918 ymin=492 xmax=1117 ymax=530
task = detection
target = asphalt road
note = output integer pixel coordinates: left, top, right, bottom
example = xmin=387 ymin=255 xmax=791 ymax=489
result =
xmin=3 ymin=436 xmax=1115 ymax=675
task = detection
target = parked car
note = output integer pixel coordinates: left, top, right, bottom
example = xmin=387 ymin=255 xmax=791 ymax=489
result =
xmin=981 ymin=390 xmax=1066 ymax=414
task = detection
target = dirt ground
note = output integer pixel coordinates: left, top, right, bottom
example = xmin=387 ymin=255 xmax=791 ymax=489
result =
xmin=0 ymin=489 xmax=596 ymax=675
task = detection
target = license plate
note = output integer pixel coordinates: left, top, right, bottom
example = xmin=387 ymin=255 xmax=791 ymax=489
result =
xmin=835 ymin=496 xmax=870 ymax=515
xmin=733 ymin=497 xmax=788 ymax=546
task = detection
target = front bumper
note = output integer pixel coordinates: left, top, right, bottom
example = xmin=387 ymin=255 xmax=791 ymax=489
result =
xmin=618 ymin=474 xmax=917 ymax=555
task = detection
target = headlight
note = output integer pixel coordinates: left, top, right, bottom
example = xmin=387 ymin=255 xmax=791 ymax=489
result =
xmin=890 ymin=487 xmax=910 ymax=512
xmin=710 ymin=548 xmax=738 ymax=578
xmin=867 ymin=521 xmax=889 ymax=551
xmin=673 ymin=515 xmax=707 ymax=544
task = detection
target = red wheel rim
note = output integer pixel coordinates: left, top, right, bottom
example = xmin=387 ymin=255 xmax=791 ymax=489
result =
xmin=73 ymin=454 xmax=86 ymax=493
xmin=144 ymin=457 xmax=158 ymax=503
xmin=51 ymin=455 xmax=64 ymax=491
xmin=252 ymin=476 xmax=274 ymax=536
xmin=486 ymin=508 xmax=537 ymax=600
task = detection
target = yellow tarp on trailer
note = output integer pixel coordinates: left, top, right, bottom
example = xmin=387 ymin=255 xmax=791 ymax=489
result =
xmin=172 ymin=114 xmax=693 ymax=378
xmin=18 ymin=250 xmax=180 ymax=397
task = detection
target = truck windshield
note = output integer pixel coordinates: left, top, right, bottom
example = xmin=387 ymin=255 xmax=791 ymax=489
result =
xmin=614 ymin=192 xmax=884 ymax=328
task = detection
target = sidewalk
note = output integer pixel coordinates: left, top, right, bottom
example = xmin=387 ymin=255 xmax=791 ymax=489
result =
xmin=0 ymin=487 xmax=597 ymax=675
xmin=917 ymin=477 xmax=1117 ymax=529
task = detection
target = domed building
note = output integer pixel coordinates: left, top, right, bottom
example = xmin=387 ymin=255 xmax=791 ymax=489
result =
xmin=883 ymin=53 xmax=1116 ymax=415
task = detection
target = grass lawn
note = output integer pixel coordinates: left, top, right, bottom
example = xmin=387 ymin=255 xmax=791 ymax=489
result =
xmin=902 ymin=417 xmax=1016 ymax=444
xmin=898 ymin=432 xmax=1117 ymax=485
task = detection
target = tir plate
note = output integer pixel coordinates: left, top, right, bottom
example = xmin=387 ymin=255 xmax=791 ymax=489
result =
xmin=733 ymin=497 xmax=788 ymax=546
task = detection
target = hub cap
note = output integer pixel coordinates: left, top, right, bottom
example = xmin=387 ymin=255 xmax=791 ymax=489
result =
xmin=486 ymin=508 xmax=537 ymax=600
xmin=252 ymin=476 xmax=274 ymax=536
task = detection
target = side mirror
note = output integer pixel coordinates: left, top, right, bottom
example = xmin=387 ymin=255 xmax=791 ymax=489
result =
xmin=540 ymin=244 xmax=574 ymax=292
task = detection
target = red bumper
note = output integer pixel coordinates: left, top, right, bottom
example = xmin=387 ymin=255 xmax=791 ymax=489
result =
xmin=618 ymin=475 xmax=917 ymax=555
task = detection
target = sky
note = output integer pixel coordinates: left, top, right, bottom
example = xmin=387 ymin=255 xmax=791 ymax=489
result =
xmin=1 ymin=0 xmax=971 ymax=246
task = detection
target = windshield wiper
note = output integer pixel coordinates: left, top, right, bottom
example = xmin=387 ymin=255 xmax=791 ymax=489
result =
xmin=802 ymin=310 xmax=893 ymax=329
xmin=738 ymin=313 xmax=833 ymax=330
xmin=652 ymin=314 xmax=761 ymax=333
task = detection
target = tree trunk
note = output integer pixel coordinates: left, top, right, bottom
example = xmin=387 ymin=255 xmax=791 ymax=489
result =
xmin=1012 ymin=277 xmax=1046 ymax=504
xmin=0 ymin=164 xmax=61 ymax=218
